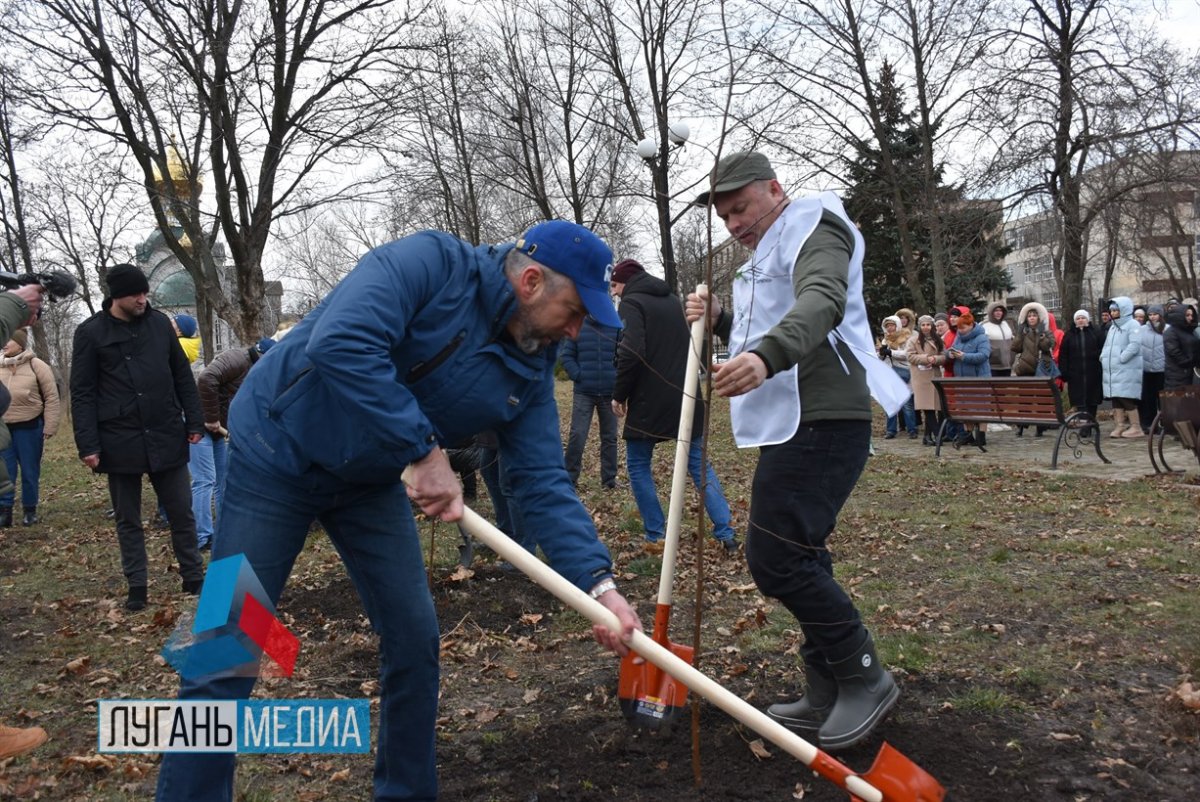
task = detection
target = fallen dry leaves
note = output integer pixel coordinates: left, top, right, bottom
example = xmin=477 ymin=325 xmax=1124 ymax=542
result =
xmin=1173 ymin=680 xmax=1200 ymax=711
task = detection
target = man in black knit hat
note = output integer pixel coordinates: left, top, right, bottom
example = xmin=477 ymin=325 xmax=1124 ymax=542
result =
xmin=71 ymin=263 xmax=206 ymax=611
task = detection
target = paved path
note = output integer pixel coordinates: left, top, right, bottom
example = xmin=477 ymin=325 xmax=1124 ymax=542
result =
xmin=871 ymin=422 xmax=1200 ymax=481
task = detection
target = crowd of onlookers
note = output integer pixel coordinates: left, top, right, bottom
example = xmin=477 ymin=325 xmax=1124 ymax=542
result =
xmin=875 ymin=296 xmax=1200 ymax=447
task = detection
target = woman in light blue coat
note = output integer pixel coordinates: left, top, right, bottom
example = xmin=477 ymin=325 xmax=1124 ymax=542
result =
xmin=1100 ymin=296 xmax=1143 ymax=438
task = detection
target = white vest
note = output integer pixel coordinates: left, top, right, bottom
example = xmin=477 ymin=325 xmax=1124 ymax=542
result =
xmin=728 ymin=193 xmax=909 ymax=447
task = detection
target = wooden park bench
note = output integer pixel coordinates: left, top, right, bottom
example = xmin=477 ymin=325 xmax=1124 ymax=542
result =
xmin=1148 ymin=385 xmax=1200 ymax=474
xmin=931 ymin=376 xmax=1110 ymax=470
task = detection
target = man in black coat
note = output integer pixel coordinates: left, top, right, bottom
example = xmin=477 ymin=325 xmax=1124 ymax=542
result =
xmin=609 ymin=259 xmax=738 ymax=554
xmin=71 ymin=264 xmax=206 ymax=611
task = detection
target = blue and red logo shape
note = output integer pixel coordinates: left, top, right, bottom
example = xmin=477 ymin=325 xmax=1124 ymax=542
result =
xmin=162 ymin=555 xmax=300 ymax=680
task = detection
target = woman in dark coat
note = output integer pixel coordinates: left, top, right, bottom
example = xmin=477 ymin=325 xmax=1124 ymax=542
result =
xmin=1058 ymin=309 xmax=1103 ymax=421
xmin=1163 ymin=303 xmax=1198 ymax=390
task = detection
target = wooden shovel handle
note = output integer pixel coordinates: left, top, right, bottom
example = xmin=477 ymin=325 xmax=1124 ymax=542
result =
xmin=449 ymin=504 xmax=884 ymax=802
xmin=657 ymin=284 xmax=708 ymax=606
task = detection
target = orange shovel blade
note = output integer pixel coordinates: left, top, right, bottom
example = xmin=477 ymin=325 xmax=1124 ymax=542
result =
xmin=852 ymin=742 xmax=946 ymax=802
xmin=617 ymin=640 xmax=694 ymax=730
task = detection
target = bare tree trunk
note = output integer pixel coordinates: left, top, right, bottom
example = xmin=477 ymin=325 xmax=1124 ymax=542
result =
xmin=5 ymin=0 xmax=425 ymax=343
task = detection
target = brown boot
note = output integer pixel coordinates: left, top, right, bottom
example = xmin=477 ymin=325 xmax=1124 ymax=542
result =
xmin=0 ymin=724 xmax=48 ymax=759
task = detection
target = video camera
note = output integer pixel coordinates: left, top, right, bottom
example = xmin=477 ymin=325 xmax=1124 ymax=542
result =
xmin=0 ymin=270 xmax=78 ymax=316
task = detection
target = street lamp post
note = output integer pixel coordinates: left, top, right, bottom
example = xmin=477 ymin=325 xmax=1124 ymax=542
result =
xmin=635 ymin=121 xmax=689 ymax=293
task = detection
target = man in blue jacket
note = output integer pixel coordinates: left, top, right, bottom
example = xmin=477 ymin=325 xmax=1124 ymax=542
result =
xmin=560 ymin=314 xmax=620 ymax=488
xmin=156 ymin=221 xmax=642 ymax=802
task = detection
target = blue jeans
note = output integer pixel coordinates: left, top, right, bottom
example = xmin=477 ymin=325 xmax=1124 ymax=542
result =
xmin=1 ymin=418 xmax=44 ymax=508
xmin=563 ymin=391 xmax=618 ymax=486
xmin=478 ymin=446 xmax=534 ymax=554
xmin=885 ymin=366 xmax=917 ymax=435
xmin=189 ymin=433 xmax=227 ymax=545
xmin=155 ymin=447 xmax=440 ymax=802
xmin=746 ymin=420 xmax=870 ymax=663
xmin=625 ymin=438 xmax=736 ymax=543
xmin=478 ymin=446 xmax=513 ymax=537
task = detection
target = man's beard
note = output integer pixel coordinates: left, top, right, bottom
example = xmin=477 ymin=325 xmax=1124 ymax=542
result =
xmin=509 ymin=305 xmax=550 ymax=355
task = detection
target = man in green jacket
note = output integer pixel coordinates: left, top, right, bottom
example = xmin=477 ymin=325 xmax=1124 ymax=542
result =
xmin=687 ymin=151 xmax=902 ymax=751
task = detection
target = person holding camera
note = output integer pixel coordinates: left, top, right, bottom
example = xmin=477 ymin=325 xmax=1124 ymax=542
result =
xmin=879 ymin=315 xmax=917 ymax=439
xmin=0 ymin=283 xmax=53 ymax=759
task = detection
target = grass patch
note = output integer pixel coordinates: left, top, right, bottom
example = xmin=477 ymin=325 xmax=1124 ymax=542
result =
xmin=878 ymin=632 xmax=936 ymax=673
xmin=625 ymin=556 xmax=661 ymax=577
xmin=6 ymin=387 xmax=1200 ymax=799
xmin=950 ymin=687 xmax=1023 ymax=713
xmin=737 ymin=619 xmax=794 ymax=655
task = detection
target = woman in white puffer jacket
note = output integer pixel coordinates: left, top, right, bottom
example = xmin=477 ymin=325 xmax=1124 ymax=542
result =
xmin=1099 ymin=296 xmax=1143 ymax=438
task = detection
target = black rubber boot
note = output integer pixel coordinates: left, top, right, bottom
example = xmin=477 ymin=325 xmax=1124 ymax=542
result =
xmin=182 ymin=579 xmax=204 ymax=595
xmin=21 ymin=507 xmax=37 ymax=526
xmin=0 ymin=506 xmax=12 ymax=528
xmin=767 ymin=663 xmax=837 ymax=733
xmin=819 ymin=631 xmax=899 ymax=750
xmin=126 ymin=586 xmax=148 ymax=611
xmin=976 ymin=431 xmax=987 ymax=447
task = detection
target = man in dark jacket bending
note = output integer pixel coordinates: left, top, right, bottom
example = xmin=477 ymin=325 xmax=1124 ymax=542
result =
xmin=70 ymin=264 xmax=205 ymax=611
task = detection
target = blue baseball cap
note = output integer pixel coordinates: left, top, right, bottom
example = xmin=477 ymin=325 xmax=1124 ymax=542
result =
xmin=513 ymin=221 xmax=621 ymax=329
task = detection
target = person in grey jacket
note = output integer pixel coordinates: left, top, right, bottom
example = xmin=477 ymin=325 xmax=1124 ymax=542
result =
xmin=559 ymin=315 xmax=619 ymax=489
xmin=1100 ymin=296 xmax=1143 ymax=438
xmin=1138 ymin=304 xmax=1166 ymax=434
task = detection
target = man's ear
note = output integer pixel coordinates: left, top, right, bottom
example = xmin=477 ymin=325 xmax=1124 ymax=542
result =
xmin=514 ymin=265 xmax=544 ymax=302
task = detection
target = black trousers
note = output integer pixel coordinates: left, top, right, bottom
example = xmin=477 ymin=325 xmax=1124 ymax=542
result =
xmin=108 ymin=465 xmax=204 ymax=587
xmin=745 ymin=420 xmax=870 ymax=668
xmin=1139 ymin=371 xmax=1165 ymax=432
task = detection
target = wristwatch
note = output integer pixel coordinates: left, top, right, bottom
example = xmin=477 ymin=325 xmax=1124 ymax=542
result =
xmin=588 ymin=578 xmax=617 ymax=600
